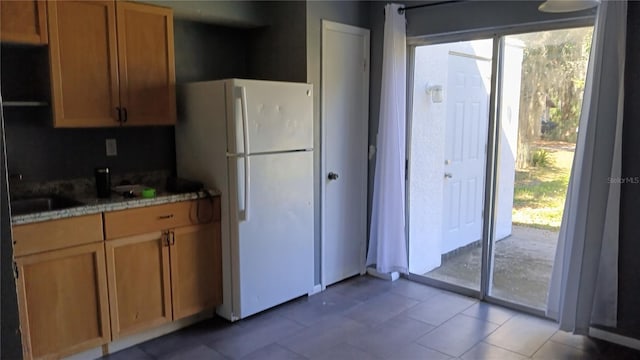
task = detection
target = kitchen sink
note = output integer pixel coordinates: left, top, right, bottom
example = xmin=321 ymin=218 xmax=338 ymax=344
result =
xmin=10 ymin=195 xmax=85 ymax=216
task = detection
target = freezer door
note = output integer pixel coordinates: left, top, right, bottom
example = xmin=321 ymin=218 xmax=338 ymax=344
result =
xmin=229 ymin=80 xmax=313 ymax=154
xmin=228 ymin=151 xmax=314 ymax=318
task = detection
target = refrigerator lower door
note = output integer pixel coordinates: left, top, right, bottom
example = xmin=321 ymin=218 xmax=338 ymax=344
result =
xmin=228 ymin=151 xmax=314 ymax=319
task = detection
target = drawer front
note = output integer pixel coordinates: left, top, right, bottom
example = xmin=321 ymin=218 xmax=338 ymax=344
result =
xmin=104 ymin=198 xmax=218 ymax=239
xmin=13 ymin=214 xmax=104 ymax=257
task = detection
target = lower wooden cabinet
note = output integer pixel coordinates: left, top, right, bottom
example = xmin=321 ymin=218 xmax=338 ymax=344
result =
xmin=15 ymin=242 xmax=111 ymax=359
xmin=171 ymin=223 xmax=222 ymax=320
xmin=13 ymin=198 xmax=222 ymax=358
xmin=105 ymin=231 xmax=172 ymax=339
xmin=104 ymin=198 xmax=222 ymax=339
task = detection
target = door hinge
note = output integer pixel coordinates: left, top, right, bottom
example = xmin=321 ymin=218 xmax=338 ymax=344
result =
xmin=13 ymin=262 xmax=19 ymax=279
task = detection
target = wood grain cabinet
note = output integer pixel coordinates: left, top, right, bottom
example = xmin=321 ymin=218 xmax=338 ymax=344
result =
xmin=105 ymin=231 xmax=173 ymax=339
xmin=47 ymin=0 xmax=175 ymax=127
xmin=171 ymin=222 xmax=222 ymax=320
xmin=104 ymin=198 xmax=222 ymax=339
xmin=0 ymin=0 xmax=48 ymax=44
xmin=12 ymin=215 xmax=110 ymax=360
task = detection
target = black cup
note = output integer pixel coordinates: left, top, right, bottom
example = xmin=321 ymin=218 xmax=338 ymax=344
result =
xmin=95 ymin=167 xmax=111 ymax=198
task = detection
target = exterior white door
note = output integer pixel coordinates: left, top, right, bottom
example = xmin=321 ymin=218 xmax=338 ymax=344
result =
xmin=321 ymin=21 xmax=369 ymax=287
xmin=442 ymin=53 xmax=491 ymax=253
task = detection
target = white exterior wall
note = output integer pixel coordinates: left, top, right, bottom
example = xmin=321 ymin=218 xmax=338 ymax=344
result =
xmin=409 ymin=40 xmax=522 ymax=274
xmin=408 ymin=43 xmax=449 ymax=274
xmin=495 ymin=40 xmax=524 ymax=241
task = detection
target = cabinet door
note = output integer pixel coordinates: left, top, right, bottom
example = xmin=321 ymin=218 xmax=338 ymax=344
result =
xmin=15 ymin=243 xmax=110 ymax=359
xmin=0 ymin=0 xmax=47 ymax=44
xmin=48 ymin=0 xmax=120 ymax=127
xmin=116 ymin=2 xmax=176 ymax=126
xmin=105 ymin=231 xmax=172 ymax=339
xmin=170 ymin=223 xmax=222 ymax=320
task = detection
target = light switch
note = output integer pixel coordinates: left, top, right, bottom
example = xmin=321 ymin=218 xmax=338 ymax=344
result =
xmin=106 ymin=138 xmax=117 ymax=156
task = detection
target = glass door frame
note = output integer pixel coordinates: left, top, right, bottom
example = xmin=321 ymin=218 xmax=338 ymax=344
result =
xmin=404 ymin=18 xmax=595 ymax=318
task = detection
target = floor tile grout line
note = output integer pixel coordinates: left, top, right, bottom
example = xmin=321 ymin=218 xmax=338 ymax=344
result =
xmin=530 ymin=334 xmax=588 ymax=359
xmin=417 ymin=309 xmax=505 ymax=359
xmin=477 ymin=340 xmax=534 ymax=358
xmin=414 ymin=339 xmax=467 ymax=359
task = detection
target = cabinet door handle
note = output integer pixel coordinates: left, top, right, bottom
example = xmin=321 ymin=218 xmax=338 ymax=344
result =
xmin=158 ymin=214 xmax=174 ymax=219
xmin=162 ymin=231 xmax=170 ymax=246
xmin=115 ymin=107 xmax=122 ymax=122
xmin=170 ymin=231 xmax=176 ymax=246
xmin=123 ymin=107 xmax=128 ymax=123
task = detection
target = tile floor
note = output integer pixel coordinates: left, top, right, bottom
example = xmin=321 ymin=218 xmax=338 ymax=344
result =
xmin=103 ymin=276 xmax=640 ymax=359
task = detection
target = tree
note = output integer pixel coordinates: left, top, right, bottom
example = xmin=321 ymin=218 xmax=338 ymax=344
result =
xmin=514 ymin=28 xmax=592 ymax=169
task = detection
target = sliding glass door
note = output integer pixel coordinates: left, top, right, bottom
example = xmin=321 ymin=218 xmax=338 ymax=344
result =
xmin=489 ymin=27 xmax=593 ymax=310
xmin=407 ymin=25 xmax=593 ymax=312
xmin=408 ymin=38 xmax=493 ymax=293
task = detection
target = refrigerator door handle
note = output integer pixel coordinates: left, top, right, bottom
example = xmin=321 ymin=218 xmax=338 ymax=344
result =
xmin=244 ymin=156 xmax=250 ymax=221
xmin=238 ymin=86 xmax=250 ymax=221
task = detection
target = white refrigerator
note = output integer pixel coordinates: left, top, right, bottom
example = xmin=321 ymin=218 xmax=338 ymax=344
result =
xmin=175 ymin=79 xmax=314 ymax=321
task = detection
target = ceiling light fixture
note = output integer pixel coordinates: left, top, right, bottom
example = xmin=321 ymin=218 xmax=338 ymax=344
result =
xmin=538 ymin=0 xmax=600 ymax=13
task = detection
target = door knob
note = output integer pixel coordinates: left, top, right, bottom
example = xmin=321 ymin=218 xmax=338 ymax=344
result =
xmin=328 ymin=172 xmax=339 ymax=180
xmin=444 ymin=172 xmax=452 ymax=179
xmin=444 ymin=159 xmax=451 ymax=165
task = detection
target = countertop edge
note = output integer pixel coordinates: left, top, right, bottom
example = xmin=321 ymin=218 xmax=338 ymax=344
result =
xmin=11 ymin=190 xmax=220 ymax=226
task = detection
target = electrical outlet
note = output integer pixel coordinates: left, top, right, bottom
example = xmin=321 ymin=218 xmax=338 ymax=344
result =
xmin=106 ymin=138 xmax=117 ymax=156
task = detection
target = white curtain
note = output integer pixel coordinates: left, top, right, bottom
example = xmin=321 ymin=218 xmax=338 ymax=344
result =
xmin=546 ymin=0 xmax=627 ymax=334
xmin=366 ymin=3 xmax=408 ymax=274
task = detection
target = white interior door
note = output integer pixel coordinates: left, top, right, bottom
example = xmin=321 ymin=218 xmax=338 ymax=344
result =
xmin=442 ymin=53 xmax=491 ymax=253
xmin=321 ymin=21 xmax=370 ymax=287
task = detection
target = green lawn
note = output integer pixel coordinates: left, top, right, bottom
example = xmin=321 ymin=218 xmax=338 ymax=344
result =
xmin=512 ymin=145 xmax=574 ymax=231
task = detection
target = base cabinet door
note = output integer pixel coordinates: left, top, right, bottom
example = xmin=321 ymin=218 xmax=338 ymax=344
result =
xmin=105 ymin=232 xmax=172 ymax=339
xmin=15 ymin=243 xmax=110 ymax=360
xmin=170 ymin=223 xmax=222 ymax=320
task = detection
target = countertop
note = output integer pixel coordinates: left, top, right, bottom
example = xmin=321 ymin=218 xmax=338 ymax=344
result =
xmin=11 ymin=189 xmax=220 ymax=226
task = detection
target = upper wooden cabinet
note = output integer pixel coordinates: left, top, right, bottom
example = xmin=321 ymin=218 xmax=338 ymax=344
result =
xmin=0 ymin=0 xmax=48 ymax=45
xmin=48 ymin=0 xmax=176 ymax=127
xmin=116 ymin=2 xmax=176 ymax=126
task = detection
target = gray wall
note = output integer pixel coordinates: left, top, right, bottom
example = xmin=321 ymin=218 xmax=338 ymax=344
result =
xmin=250 ymin=1 xmax=307 ymax=82
xmin=3 ymin=19 xmax=252 ymax=184
xmin=4 ymin=119 xmax=176 ymax=182
xmin=368 ymin=1 xmax=595 ymax=232
xmin=369 ymin=0 xmax=640 ymax=341
xmin=404 ymin=0 xmax=595 ymax=38
xmin=0 ymin=17 xmax=255 ymax=355
xmin=174 ymin=20 xmax=251 ymax=83
xmin=1 ymin=107 xmax=21 ymax=359
xmin=137 ymin=0 xmax=264 ymax=28
xmin=306 ymin=1 xmax=370 ymax=285
xmin=367 ymin=0 xmax=595 ymax=217
xmin=619 ymin=0 xmax=640 ymax=340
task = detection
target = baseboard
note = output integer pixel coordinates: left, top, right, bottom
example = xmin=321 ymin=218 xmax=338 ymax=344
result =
xmin=65 ymin=311 xmax=214 ymax=359
xmin=589 ymin=327 xmax=640 ymax=351
xmin=366 ymin=267 xmax=400 ymax=281
xmin=308 ymin=284 xmax=323 ymax=296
